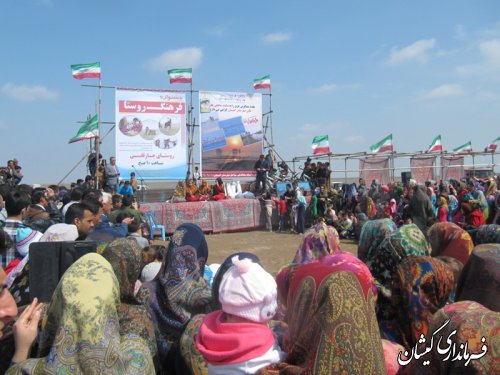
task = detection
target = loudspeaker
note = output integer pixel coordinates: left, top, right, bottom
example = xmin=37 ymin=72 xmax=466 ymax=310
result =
xmin=401 ymin=171 xmax=412 ymax=186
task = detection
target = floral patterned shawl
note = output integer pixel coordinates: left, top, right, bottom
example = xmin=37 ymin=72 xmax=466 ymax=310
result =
xmin=428 ymin=222 xmax=474 ymax=265
xmin=358 ymin=218 xmax=397 ymax=262
xmin=292 ymin=222 xmax=341 ymax=264
xmin=385 ymin=256 xmax=455 ymax=348
xmin=144 ymin=223 xmax=212 ymax=370
xmin=400 ymin=301 xmax=500 ymax=374
xmin=7 ymin=253 xmax=154 ymax=374
xmin=270 ymin=252 xmax=386 ymax=374
xmin=102 ymin=239 xmax=157 ymax=360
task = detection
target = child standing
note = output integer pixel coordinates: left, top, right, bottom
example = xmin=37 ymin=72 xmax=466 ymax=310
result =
xmin=196 ymin=256 xmax=284 ymax=374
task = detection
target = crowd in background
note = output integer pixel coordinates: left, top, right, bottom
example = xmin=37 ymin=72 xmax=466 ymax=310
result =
xmin=0 ymin=156 xmax=499 ymax=374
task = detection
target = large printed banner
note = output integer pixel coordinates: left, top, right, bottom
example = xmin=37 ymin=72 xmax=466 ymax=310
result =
xmin=199 ymin=91 xmax=263 ymax=178
xmin=410 ymin=156 xmax=436 ymax=184
xmin=115 ymin=89 xmax=187 ymax=180
xmin=359 ymin=157 xmax=390 ymax=185
xmin=441 ymin=156 xmax=464 ymax=181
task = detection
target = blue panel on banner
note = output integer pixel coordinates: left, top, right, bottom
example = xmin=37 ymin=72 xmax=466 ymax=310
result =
xmin=218 ymin=116 xmax=245 ymax=137
xmin=276 ymin=182 xmax=311 ymax=198
xmin=202 ymin=129 xmax=227 ymax=152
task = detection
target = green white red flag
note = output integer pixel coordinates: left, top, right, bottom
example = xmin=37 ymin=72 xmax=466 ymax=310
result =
xmin=70 ymin=62 xmax=101 ymax=80
xmin=453 ymin=141 xmax=472 ymax=153
xmin=485 ymin=136 xmax=500 ymax=152
xmin=426 ymin=135 xmax=443 ymax=153
xmin=311 ymin=135 xmax=330 ymax=155
xmin=168 ymin=68 xmax=192 ymax=84
xmin=253 ymin=75 xmax=271 ymax=89
xmin=69 ymin=114 xmax=98 ymax=143
xmin=370 ymin=134 xmax=393 ymax=154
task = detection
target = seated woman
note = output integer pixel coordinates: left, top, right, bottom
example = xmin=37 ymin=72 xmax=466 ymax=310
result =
xmin=171 ymin=180 xmax=187 ymax=203
xmin=7 ymin=253 xmax=154 ymax=373
xmin=357 ymin=218 xmax=397 ymax=263
xmin=212 ymin=177 xmax=226 ymax=201
xmin=198 ymin=179 xmax=212 ymax=201
xmin=143 ymin=223 xmax=212 ymax=374
xmin=185 ymin=179 xmax=200 ymax=202
xmin=292 ymin=221 xmax=341 ymax=265
xmin=265 ymin=251 xmax=387 ymax=374
xmin=101 ymin=239 xmax=158 ymax=368
xmin=427 ymin=222 xmax=474 ymax=265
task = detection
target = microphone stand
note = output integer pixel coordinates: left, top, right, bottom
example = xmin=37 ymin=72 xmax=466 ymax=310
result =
xmin=131 ymin=165 xmax=145 ymax=203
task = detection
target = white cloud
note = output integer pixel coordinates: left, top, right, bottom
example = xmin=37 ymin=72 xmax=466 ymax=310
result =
xmin=144 ymin=47 xmax=203 ymax=72
xmin=262 ymin=32 xmax=292 ymax=44
xmin=309 ymin=83 xmax=337 ymax=93
xmin=1 ymin=83 xmax=58 ymax=101
xmin=206 ymin=26 xmax=227 ymax=37
xmin=456 ymin=38 xmax=500 ymax=78
xmin=478 ymin=39 xmax=500 ymax=67
xmin=421 ymin=84 xmax=464 ymax=99
xmin=387 ymin=38 xmax=436 ymax=65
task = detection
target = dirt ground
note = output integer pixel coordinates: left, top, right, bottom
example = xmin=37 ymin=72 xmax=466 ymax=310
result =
xmin=198 ymin=230 xmax=358 ymax=276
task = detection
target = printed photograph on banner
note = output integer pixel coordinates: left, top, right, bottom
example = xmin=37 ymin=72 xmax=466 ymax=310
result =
xmin=199 ymin=91 xmax=263 ymax=178
xmin=115 ymin=89 xmax=187 ymax=180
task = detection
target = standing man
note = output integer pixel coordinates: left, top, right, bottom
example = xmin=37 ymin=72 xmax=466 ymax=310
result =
xmin=254 ymin=154 xmax=269 ymax=195
xmin=105 ymin=156 xmax=120 ymax=193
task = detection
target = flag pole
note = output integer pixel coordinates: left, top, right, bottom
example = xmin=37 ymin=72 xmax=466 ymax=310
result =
xmin=269 ymin=85 xmax=273 ymax=147
xmin=95 ymin=73 xmax=102 ymax=188
xmin=189 ymin=81 xmax=194 ymax=177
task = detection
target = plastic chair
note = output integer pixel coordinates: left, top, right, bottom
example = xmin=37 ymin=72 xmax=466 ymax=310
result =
xmin=146 ymin=211 xmax=166 ymax=241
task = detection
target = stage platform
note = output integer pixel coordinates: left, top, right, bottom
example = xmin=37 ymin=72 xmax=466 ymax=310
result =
xmin=141 ymin=198 xmax=275 ymax=234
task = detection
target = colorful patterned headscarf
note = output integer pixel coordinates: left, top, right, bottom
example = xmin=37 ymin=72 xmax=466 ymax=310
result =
xmin=7 ymin=253 xmax=154 ymax=374
xmin=358 ymin=219 xmax=398 ymax=262
xmin=292 ymin=222 xmax=341 ymax=264
xmin=272 ymin=252 xmax=386 ymax=374
xmin=389 ymin=256 xmax=455 ymax=348
xmin=102 ymin=239 xmax=157 ymax=359
xmin=144 ymin=223 xmax=212 ymax=369
xmin=401 ymin=301 xmax=500 ymax=374
xmin=428 ymin=222 xmax=474 ymax=265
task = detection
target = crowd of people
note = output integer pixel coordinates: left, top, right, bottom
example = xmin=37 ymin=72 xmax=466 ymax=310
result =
xmin=0 ymin=155 xmax=499 ymax=374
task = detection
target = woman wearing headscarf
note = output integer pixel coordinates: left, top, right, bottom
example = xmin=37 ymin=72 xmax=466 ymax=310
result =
xmin=291 ymin=222 xmax=341 ymax=265
xmin=455 ymin=243 xmax=500 ymax=312
xmin=357 ymin=218 xmax=397 ymax=262
xmin=198 ymin=179 xmax=212 ymax=201
xmin=428 ymin=222 xmax=474 ymax=265
xmin=144 ymin=223 xmax=212 ymax=373
xmin=101 ymin=239 xmax=157 ymax=366
xmin=400 ymin=301 xmax=499 ymax=374
xmin=382 ymin=256 xmax=455 ymax=348
xmin=436 ymin=195 xmax=449 ymax=222
xmin=185 ymin=179 xmax=200 ymax=202
xmin=7 ymin=253 xmax=155 ymax=374
xmin=171 ymin=180 xmax=186 ymax=203
xmin=365 ymin=224 xmax=431 ymax=321
xmin=212 ymin=177 xmax=226 ymax=201
xmin=264 ymin=251 xmax=387 ymax=374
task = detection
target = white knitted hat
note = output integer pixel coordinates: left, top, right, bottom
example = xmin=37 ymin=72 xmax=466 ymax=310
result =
xmin=218 ymin=256 xmax=277 ymax=323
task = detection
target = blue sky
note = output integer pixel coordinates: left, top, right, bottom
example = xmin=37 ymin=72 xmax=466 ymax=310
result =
xmin=1 ymin=0 xmax=499 ymax=184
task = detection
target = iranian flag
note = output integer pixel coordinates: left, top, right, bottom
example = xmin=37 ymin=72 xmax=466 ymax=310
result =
xmin=168 ymin=68 xmax=192 ymax=84
xmin=253 ymin=75 xmax=271 ymax=89
xmin=453 ymin=141 xmax=472 ymax=153
xmin=485 ymin=136 xmax=500 ymax=152
xmin=426 ymin=135 xmax=443 ymax=153
xmin=70 ymin=62 xmax=101 ymax=80
xmin=312 ymin=135 xmax=331 ymax=155
xmin=370 ymin=134 xmax=393 ymax=154
xmin=69 ymin=114 xmax=99 ymax=143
